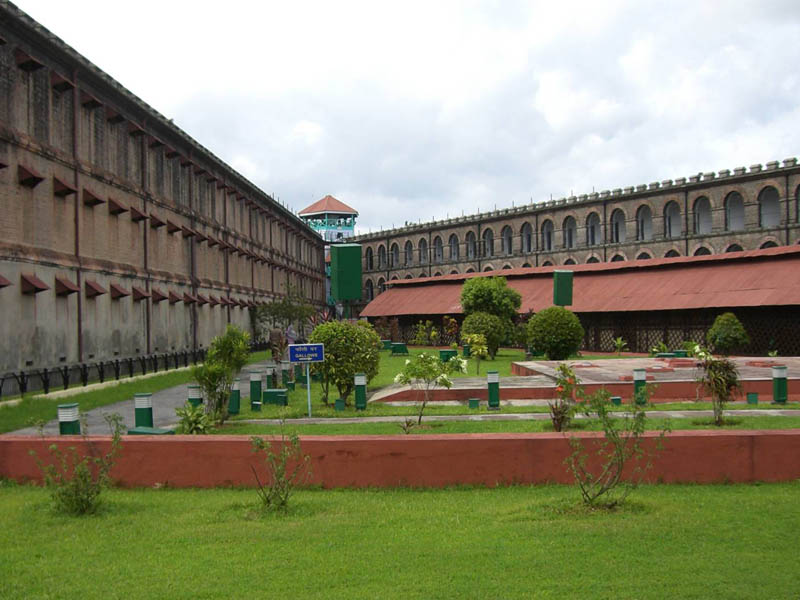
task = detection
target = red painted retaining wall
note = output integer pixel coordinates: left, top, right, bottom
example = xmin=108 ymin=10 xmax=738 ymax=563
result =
xmin=2 ymin=430 xmax=799 ymax=488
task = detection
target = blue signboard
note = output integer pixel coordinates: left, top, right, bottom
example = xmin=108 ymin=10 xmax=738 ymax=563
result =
xmin=288 ymin=343 xmax=325 ymax=363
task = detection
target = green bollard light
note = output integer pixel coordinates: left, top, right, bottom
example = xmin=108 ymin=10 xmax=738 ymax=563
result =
xmin=487 ymin=371 xmax=500 ymax=410
xmin=250 ymin=372 xmax=262 ymax=408
xmin=633 ymin=368 xmax=647 ymax=405
xmin=134 ymin=393 xmax=154 ymax=427
xmin=228 ymin=379 xmax=241 ymax=415
xmin=58 ymin=403 xmax=80 ymax=435
xmin=772 ymin=366 xmax=788 ymax=404
xmin=354 ymin=373 xmax=367 ymax=410
xmin=187 ymin=385 xmax=202 ymax=408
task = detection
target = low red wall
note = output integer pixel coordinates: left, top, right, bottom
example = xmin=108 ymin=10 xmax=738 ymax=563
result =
xmin=379 ymin=375 xmax=797 ymax=404
xmin=2 ymin=430 xmax=799 ymax=488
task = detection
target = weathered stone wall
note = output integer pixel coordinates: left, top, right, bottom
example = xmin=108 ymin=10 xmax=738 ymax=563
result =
xmin=0 ymin=5 xmax=325 ymax=374
xmin=357 ymin=162 xmax=800 ymax=300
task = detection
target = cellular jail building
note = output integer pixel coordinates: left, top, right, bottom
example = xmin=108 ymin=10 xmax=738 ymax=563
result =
xmin=0 ymin=3 xmax=325 ymax=385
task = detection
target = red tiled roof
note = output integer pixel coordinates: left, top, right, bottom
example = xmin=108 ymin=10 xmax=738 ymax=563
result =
xmin=299 ymin=195 xmax=358 ymax=216
xmin=360 ymin=246 xmax=800 ymax=317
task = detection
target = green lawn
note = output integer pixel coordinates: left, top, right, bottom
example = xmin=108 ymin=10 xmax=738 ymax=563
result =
xmin=0 ymin=351 xmax=271 ymax=434
xmin=1 ymin=482 xmax=798 ymax=599
xmin=219 ymin=415 xmax=800 ymax=436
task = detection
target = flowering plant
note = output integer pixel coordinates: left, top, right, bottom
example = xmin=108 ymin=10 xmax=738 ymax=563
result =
xmin=394 ymin=353 xmax=467 ymax=430
xmin=549 ymin=363 xmax=583 ymax=432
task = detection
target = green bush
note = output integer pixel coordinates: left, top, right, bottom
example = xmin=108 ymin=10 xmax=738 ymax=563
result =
xmin=706 ymin=312 xmax=750 ymax=355
xmin=175 ymin=402 xmax=213 ymax=434
xmin=461 ymin=312 xmax=505 ymax=359
xmin=309 ymin=320 xmax=382 ymax=404
xmin=526 ymin=306 xmax=584 ymax=360
xmin=460 ymin=277 xmax=521 ymax=322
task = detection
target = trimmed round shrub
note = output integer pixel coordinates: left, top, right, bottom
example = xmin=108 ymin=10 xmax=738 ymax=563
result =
xmin=706 ymin=312 xmax=750 ymax=355
xmin=461 ymin=312 xmax=506 ymax=359
xmin=526 ymin=306 xmax=584 ymax=360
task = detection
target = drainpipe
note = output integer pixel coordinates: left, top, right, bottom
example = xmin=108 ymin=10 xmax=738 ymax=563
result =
xmin=72 ymin=69 xmax=83 ymax=362
xmin=785 ymin=173 xmax=790 ymax=245
xmin=602 ymin=200 xmax=607 ymax=262
xmin=427 ymin=230 xmax=432 ymax=277
xmin=142 ymin=119 xmax=151 ymax=353
xmin=534 ymin=212 xmax=539 ymax=267
xmin=684 ymin=190 xmax=689 ymax=256
xmin=476 ymin=220 xmax=482 ymax=271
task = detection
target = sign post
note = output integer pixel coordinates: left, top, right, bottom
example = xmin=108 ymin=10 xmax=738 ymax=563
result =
xmin=288 ymin=343 xmax=325 ymax=417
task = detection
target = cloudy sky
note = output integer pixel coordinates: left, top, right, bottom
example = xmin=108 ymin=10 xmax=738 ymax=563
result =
xmin=15 ymin=0 xmax=800 ymax=234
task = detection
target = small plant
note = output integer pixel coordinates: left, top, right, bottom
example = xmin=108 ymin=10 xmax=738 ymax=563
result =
xmin=613 ymin=337 xmax=628 ymax=356
xmin=462 ymin=333 xmax=489 ymax=375
xmin=30 ymin=413 xmax=124 ymax=515
xmin=175 ymin=402 xmax=213 ymax=434
xmin=696 ymin=348 xmax=741 ymax=426
xmin=429 ymin=327 xmax=440 ymax=346
xmin=250 ymin=422 xmax=311 ymax=512
xmin=442 ymin=315 xmax=460 ymax=344
xmin=682 ymin=340 xmax=700 ymax=357
xmin=389 ymin=318 xmax=401 ymax=342
xmin=526 ymin=306 xmax=585 ymax=360
xmin=394 ymin=353 xmax=467 ymax=428
xmin=549 ymin=364 xmax=582 ymax=432
xmin=649 ymin=341 xmax=669 ymax=356
xmin=706 ymin=312 xmax=750 ymax=356
xmin=412 ymin=320 xmax=434 ymax=347
xmin=767 ymin=349 xmax=779 ymax=358
xmin=566 ymin=390 xmax=668 ymax=508
xmin=462 ymin=312 xmax=506 ymax=359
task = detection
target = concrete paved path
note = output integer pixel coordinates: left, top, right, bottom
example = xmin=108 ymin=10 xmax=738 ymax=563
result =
xmin=10 ymin=360 xmax=277 ymax=435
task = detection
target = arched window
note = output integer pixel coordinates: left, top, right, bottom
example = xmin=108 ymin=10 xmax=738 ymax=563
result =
xmin=502 ymin=264 xmax=512 ymax=270
xmin=610 ymin=209 xmax=626 ymax=243
xmin=665 ymin=249 xmax=680 ymax=258
xmin=466 ymin=231 xmax=477 ymax=259
xmin=404 ymin=241 xmax=414 ymax=265
xmin=586 ymin=256 xmax=600 ymax=263
xmin=450 ymin=269 xmax=459 ymax=275
xmin=564 ymin=258 xmax=576 ymax=265
xmin=433 ymin=271 xmax=442 ymax=277
xmin=433 ymin=236 xmax=444 ymax=263
xmin=390 ymin=243 xmax=399 ymax=268
xmin=796 ymin=185 xmax=800 ymax=223
xmin=483 ymin=265 xmax=493 ymax=272
xmin=725 ymin=243 xmax=743 ymax=253
xmin=521 ymin=222 xmax=533 ymax=253
xmin=482 ymin=228 xmax=494 ymax=257
xmin=693 ymin=246 xmax=711 ymax=256
xmin=377 ymin=245 xmax=387 ymax=269
xmin=636 ymin=205 xmax=652 ymax=241
xmin=541 ymin=260 xmax=553 ymax=266
xmin=610 ymin=254 xmax=625 ymax=262
xmin=586 ymin=213 xmax=600 ymax=246
xmin=501 ymin=226 xmax=513 ymax=255
xmin=466 ymin=268 xmax=475 ymax=273
xmin=404 ymin=274 xmax=413 ymax=279
xmin=418 ymin=238 xmax=428 ymax=264
xmin=448 ymin=234 xmax=459 ymax=261
xmin=760 ymin=240 xmax=778 ymax=249
xmin=758 ymin=186 xmax=780 ymax=228
xmin=693 ymin=196 xmax=712 ymax=235
xmin=563 ymin=216 xmax=577 ymax=249
xmin=636 ymin=252 xmax=652 ymax=260
xmin=365 ymin=247 xmax=374 ymax=271
xmin=541 ymin=220 xmax=554 ymax=251
xmin=365 ymin=279 xmax=374 ymax=300
xmin=377 ymin=277 xmax=385 ymax=294
xmin=725 ymin=192 xmax=744 ymax=231
xmin=418 ymin=272 xmax=427 ymax=278
xmin=664 ymin=201 xmax=682 ymax=238
xmin=522 ymin=262 xmax=532 ymax=268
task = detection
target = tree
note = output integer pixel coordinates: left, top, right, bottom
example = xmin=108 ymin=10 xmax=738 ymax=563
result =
xmin=460 ymin=277 xmax=521 ymax=322
xmin=462 ymin=312 xmax=505 ymax=359
xmin=526 ymin=306 xmax=584 ymax=360
xmin=192 ymin=325 xmax=250 ymax=422
xmin=696 ymin=347 xmax=741 ymax=426
xmin=706 ymin=312 xmax=750 ymax=355
xmin=394 ymin=353 xmax=467 ymax=429
xmin=253 ymin=284 xmax=315 ymax=339
xmin=309 ymin=320 xmax=382 ymax=404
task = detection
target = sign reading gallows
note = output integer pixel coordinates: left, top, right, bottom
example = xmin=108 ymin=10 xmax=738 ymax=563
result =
xmin=288 ymin=343 xmax=325 ymax=363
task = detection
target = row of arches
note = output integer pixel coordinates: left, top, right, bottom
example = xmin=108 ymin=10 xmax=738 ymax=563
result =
xmin=364 ymin=186 xmax=788 ymax=271
xmin=362 ymin=239 xmax=783 ymax=300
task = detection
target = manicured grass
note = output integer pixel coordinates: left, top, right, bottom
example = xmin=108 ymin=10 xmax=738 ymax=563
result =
xmin=0 ymin=350 xmax=271 ymax=434
xmin=218 ymin=415 xmax=800 ymax=436
xmin=1 ymin=482 xmax=798 ymax=598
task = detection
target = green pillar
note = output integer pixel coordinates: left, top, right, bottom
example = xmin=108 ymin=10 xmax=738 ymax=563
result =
xmin=462 ymin=344 xmax=471 ymax=357
xmin=633 ymin=368 xmax=647 ymax=405
xmin=487 ymin=371 xmax=500 ymax=410
xmin=354 ymin=373 xmax=367 ymax=410
xmin=250 ymin=372 xmax=262 ymax=408
xmin=134 ymin=393 xmax=154 ymax=428
xmin=228 ymin=379 xmax=241 ymax=415
xmin=281 ymin=366 xmax=290 ymax=388
xmin=187 ymin=384 xmax=202 ymax=408
xmin=58 ymin=403 xmax=80 ymax=435
xmin=773 ymin=366 xmax=788 ymax=404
